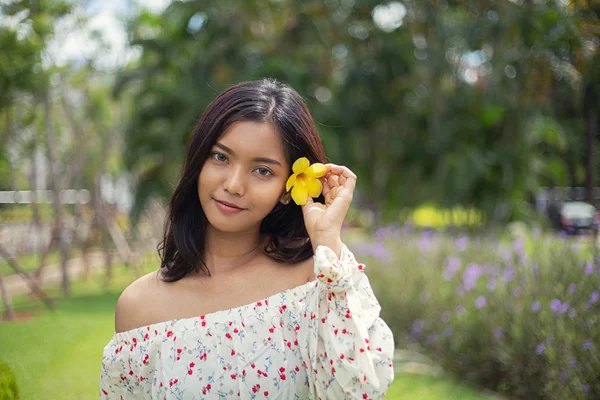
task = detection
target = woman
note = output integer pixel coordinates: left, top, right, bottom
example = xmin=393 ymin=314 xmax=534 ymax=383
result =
xmin=100 ymin=79 xmax=395 ymax=399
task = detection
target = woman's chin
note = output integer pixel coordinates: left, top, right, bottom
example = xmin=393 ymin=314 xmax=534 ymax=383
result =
xmin=205 ymin=216 xmax=256 ymax=234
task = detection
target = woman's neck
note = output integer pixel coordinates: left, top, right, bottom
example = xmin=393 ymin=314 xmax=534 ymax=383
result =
xmin=202 ymin=225 xmax=266 ymax=276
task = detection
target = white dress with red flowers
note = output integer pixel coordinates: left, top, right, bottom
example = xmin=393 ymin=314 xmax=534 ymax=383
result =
xmin=99 ymin=245 xmax=395 ymax=400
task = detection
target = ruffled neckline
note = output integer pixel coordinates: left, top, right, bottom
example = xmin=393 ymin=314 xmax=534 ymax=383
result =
xmin=109 ymin=279 xmax=318 ymax=344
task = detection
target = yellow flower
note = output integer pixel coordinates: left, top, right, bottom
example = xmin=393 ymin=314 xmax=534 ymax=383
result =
xmin=285 ymin=157 xmax=327 ymax=205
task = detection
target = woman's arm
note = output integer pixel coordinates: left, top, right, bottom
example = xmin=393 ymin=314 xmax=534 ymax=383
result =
xmin=299 ymin=244 xmax=395 ymax=399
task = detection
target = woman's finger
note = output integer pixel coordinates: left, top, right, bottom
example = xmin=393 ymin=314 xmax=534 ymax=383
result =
xmin=321 ymin=177 xmax=331 ymax=197
xmin=334 ymin=186 xmax=343 ymax=199
xmin=327 ymin=174 xmax=339 ymax=189
xmin=322 ymin=163 xmax=357 ymax=204
xmin=343 ymin=173 xmax=356 ymax=192
xmin=325 ymin=186 xmax=336 ymax=204
xmin=325 ymin=164 xmax=356 ymax=178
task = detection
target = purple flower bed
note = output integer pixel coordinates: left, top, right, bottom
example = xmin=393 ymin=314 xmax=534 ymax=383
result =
xmin=355 ymin=227 xmax=600 ymax=400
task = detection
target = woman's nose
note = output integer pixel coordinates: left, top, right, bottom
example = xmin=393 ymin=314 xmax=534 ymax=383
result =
xmin=223 ymin=166 xmax=245 ymax=196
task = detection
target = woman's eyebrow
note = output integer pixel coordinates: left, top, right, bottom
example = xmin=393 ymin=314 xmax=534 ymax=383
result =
xmin=215 ymin=142 xmax=282 ymax=166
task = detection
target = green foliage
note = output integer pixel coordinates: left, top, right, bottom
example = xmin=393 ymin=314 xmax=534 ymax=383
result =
xmin=0 ymin=29 xmax=44 ymax=109
xmin=116 ymin=0 xmax=599 ymax=223
xmin=0 ymin=0 xmax=72 ymax=108
xmin=0 ymin=148 xmax=10 ymax=191
xmin=0 ymin=204 xmax=56 ymax=223
xmin=0 ymin=361 xmax=19 ymax=400
xmin=359 ymin=227 xmax=600 ymax=399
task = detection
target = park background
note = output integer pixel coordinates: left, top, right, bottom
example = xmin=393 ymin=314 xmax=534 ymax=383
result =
xmin=0 ymin=0 xmax=599 ymax=399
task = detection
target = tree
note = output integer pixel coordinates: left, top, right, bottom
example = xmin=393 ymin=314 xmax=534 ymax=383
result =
xmin=117 ymin=0 xmax=599 ymax=225
xmin=1 ymin=0 xmax=73 ymax=295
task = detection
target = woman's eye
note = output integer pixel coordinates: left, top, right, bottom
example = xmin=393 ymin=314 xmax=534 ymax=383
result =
xmin=255 ymin=167 xmax=273 ymax=177
xmin=212 ymin=152 xmax=228 ymax=163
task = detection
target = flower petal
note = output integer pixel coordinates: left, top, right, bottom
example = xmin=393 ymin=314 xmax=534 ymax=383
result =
xmin=305 ymin=163 xmax=327 ymax=178
xmin=291 ymin=181 xmax=308 ymax=205
xmin=292 ymin=157 xmax=310 ymax=174
xmin=286 ymin=174 xmax=297 ymax=192
xmin=307 ymin=178 xmax=322 ymax=198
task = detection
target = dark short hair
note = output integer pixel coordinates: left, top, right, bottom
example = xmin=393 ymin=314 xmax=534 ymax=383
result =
xmin=158 ymin=79 xmax=327 ymax=282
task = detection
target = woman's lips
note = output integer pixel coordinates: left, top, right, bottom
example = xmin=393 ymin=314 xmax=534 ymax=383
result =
xmin=213 ymin=199 xmax=245 ymax=214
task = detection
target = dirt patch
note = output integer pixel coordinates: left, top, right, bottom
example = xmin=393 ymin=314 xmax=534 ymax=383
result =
xmin=0 ymin=309 xmax=41 ymax=323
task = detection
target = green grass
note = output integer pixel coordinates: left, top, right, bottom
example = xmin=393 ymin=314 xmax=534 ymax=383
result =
xmin=389 ymin=374 xmax=491 ymax=399
xmin=0 ymin=268 xmax=130 ymax=400
xmin=0 ymin=261 xmax=144 ymax=400
xmin=0 ymin=292 xmax=118 ymax=399
xmin=0 ymin=263 xmax=491 ymax=400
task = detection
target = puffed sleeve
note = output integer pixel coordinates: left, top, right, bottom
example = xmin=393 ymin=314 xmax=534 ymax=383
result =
xmin=99 ymin=336 xmax=135 ymax=399
xmin=298 ymin=244 xmax=395 ymax=399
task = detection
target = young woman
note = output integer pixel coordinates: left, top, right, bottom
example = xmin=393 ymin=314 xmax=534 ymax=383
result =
xmin=100 ymin=79 xmax=395 ymax=399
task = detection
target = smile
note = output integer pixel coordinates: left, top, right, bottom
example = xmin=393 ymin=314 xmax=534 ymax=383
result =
xmin=213 ymin=198 xmax=246 ymax=214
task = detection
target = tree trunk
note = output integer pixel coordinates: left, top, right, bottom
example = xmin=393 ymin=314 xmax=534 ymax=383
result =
xmin=0 ymin=243 xmax=55 ymax=310
xmin=28 ymin=152 xmax=54 ymax=292
xmin=1 ymin=106 xmax=12 ymax=151
xmin=29 ymin=147 xmax=41 ymax=252
xmin=33 ymin=223 xmax=57 ymax=285
xmin=101 ymin=202 xmax=113 ymax=289
xmin=60 ymin=85 xmax=91 ymax=279
xmin=94 ymin=175 xmax=113 ymax=289
xmin=0 ymin=269 xmax=15 ymax=321
xmin=584 ymin=82 xmax=598 ymax=206
xmin=43 ymin=91 xmax=70 ymax=297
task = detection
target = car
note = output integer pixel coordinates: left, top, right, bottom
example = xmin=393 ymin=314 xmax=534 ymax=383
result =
xmin=551 ymin=201 xmax=597 ymax=234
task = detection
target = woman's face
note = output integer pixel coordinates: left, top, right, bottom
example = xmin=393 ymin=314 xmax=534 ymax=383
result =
xmin=198 ymin=120 xmax=291 ymax=234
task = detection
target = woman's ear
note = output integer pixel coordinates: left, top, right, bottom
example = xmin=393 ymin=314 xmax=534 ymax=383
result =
xmin=279 ymin=191 xmax=292 ymax=205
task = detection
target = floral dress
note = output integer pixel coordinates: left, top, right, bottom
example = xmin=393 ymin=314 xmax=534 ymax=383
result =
xmin=100 ymin=245 xmax=395 ymax=399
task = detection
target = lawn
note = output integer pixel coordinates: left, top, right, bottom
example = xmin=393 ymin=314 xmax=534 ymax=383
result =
xmin=0 ymin=265 xmax=491 ymax=400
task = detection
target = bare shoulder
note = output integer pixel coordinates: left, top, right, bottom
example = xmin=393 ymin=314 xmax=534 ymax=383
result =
xmin=115 ymin=270 xmax=163 ymax=333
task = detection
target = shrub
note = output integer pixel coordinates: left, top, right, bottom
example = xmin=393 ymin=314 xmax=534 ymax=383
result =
xmin=355 ymin=226 xmax=600 ymax=400
xmin=0 ymin=361 xmax=19 ymax=400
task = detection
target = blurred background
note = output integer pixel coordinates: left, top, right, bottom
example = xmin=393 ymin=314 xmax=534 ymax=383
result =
xmin=0 ymin=0 xmax=599 ymax=399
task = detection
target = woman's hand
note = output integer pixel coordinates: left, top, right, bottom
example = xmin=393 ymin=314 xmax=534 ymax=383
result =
xmin=301 ymin=163 xmax=357 ymax=257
